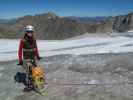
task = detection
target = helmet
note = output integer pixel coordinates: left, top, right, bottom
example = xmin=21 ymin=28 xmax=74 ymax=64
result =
xmin=25 ymin=25 xmax=34 ymax=32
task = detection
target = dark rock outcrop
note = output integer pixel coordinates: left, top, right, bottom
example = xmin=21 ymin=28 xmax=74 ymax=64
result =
xmin=113 ymin=12 xmax=133 ymax=32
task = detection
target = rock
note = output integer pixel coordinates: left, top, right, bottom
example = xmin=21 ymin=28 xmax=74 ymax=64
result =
xmin=113 ymin=12 xmax=133 ymax=32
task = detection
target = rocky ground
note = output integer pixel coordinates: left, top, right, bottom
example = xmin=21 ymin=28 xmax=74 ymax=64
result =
xmin=0 ymin=53 xmax=133 ymax=100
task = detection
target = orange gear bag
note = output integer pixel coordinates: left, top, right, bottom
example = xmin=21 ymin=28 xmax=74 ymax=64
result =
xmin=32 ymin=65 xmax=44 ymax=79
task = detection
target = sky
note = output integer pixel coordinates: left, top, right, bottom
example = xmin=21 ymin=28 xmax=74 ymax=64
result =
xmin=0 ymin=0 xmax=133 ymax=19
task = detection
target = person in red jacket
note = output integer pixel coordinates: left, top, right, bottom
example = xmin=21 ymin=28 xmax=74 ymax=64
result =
xmin=17 ymin=25 xmax=42 ymax=91
xmin=18 ymin=25 xmax=41 ymax=65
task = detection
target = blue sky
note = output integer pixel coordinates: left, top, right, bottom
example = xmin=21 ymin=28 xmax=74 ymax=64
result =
xmin=0 ymin=0 xmax=133 ymax=19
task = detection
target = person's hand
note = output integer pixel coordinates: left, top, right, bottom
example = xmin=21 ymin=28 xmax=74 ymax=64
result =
xmin=17 ymin=61 xmax=23 ymax=65
xmin=38 ymin=56 xmax=42 ymax=60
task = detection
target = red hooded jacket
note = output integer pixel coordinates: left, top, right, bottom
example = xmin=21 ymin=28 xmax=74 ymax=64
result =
xmin=18 ymin=39 xmax=40 ymax=63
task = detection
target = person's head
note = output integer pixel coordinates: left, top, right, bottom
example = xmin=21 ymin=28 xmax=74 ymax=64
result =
xmin=25 ymin=25 xmax=34 ymax=37
xmin=24 ymin=25 xmax=35 ymax=41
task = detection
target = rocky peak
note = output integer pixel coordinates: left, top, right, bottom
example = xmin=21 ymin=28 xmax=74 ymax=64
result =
xmin=113 ymin=12 xmax=133 ymax=32
xmin=45 ymin=12 xmax=58 ymax=20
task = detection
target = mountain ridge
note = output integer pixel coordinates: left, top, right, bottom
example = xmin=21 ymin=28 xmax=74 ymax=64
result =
xmin=0 ymin=12 xmax=132 ymax=39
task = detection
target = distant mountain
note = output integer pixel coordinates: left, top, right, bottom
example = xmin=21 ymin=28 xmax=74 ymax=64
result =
xmin=67 ymin=16 xmax=108 ymax=23
xmin=0 ymin=12 xmax=133 ymax=39
xmin=0 ymin=19 xmax=16 ymax=25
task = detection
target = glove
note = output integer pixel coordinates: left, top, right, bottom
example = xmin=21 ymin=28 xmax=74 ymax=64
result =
xmin=38 ymin=56 xmax=42 ymax=60
xmin=17 ymin=61 xmax=23 ymax=65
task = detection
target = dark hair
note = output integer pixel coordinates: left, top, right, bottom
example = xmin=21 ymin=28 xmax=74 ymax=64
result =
xmin=23 ymin=33 xmax=35 ymax=43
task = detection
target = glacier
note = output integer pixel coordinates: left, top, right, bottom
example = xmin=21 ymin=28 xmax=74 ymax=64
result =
xmin=0 ymin=33 xmax=133 ymax=61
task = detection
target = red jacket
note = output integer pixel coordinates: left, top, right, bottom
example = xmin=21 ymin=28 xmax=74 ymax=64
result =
xmin=18 ymin=39 xmax=40 ymax=63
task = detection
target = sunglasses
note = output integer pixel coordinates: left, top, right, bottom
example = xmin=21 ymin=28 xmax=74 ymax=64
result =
xmin=26 ymin=31 xmax=34 ymax=33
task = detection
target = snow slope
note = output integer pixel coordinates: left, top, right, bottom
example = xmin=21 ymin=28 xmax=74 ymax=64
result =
xmin=0 ymin=33 xmax=133 ymax=61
